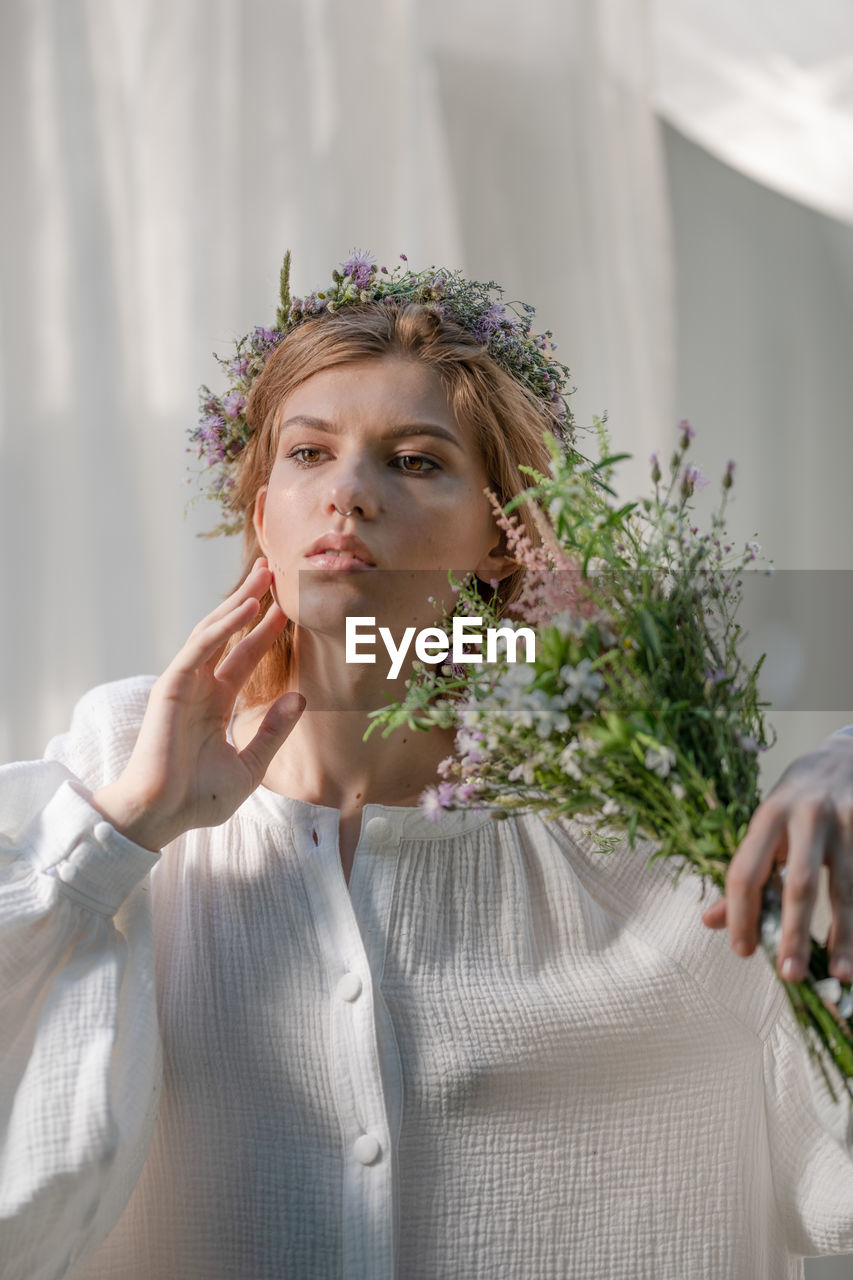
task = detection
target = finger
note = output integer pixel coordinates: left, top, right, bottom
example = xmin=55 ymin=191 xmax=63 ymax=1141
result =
xmin=172 ymin=596 xmax=262 ymax=674
xmin=214 ymin=601 xmax=290 ymax=690
xmin=701 ymin=897 xmax=727 ymax=930
xmin=193 ymin=558 xmax=272 ymax=632
xmin=725 ymin=800 xmax=788 ymax=957
xmin=238 ymin=691 xmax=306 ymax=782
xmin=827 ymin=809 xmax=853 ymax=982
xmin=776 ymin=801 xmax=830 ymax=982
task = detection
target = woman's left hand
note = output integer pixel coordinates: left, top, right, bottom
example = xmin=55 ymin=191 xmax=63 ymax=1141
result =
xmin=702 ymin=731 xmax=853 ymax=983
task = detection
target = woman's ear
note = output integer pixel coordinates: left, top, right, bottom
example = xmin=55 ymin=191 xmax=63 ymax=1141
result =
xmin=252 ymin=486 xmax=269 ymax=553
xmin=475 ymin=531 xmax=518 ymax=586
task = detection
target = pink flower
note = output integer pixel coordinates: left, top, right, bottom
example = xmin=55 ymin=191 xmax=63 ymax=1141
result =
xmin=420 ymin=783 xmax=456 ymax=820
xmin=420 ymin=788 xmax=446 ymax=820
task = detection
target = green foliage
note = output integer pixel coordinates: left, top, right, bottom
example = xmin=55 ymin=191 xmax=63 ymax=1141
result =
xmin=365 ymin=421 xmax=853 ymax=1102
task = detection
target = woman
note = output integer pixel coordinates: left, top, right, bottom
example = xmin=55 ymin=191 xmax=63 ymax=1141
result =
xmin=2 ymin=256 xmax=853 ymax=1279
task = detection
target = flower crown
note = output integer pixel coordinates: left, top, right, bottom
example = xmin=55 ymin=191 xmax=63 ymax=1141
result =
xmin=189 ymin=249 xmax=576 ymax=535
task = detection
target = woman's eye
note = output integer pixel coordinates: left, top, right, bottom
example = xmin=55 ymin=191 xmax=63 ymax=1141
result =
xmin=287 ymin=448 xmax=439 ymax=474
xmin=393 ymin=454 xmax=439 ymax=474
xmin=287 ymin=447 xmax=324 ymax=466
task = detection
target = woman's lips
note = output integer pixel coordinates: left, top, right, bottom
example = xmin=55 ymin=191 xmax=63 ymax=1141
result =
xmin=304 ymin=552 xmax=378 ymax=571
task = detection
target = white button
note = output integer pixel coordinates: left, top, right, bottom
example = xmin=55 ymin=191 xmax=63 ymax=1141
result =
xmin=55 ymin=861 xmax=75 ymax=884
xmin=364 ymin=816 xmax=393 ymax=845
xmin=352 ymin=1134 xmax=381 ymax=1165
xmin=94 ymin=822 xmax=113 ymax=844
xmin=335 ymin=972 xmax=363 ymax=1002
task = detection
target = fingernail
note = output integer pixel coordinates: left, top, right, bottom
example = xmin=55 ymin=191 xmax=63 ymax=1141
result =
xmin=780 ymin=957 xmax=802 ymax=982
xmin=733 ymin=939 xmax=751 ymax=958
xmin=832 ymin=955 xmax=853 ymax=983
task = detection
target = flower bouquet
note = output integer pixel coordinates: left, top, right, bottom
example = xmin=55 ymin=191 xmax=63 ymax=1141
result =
xmin=364 ymin=421 xmax=853 ymax=1102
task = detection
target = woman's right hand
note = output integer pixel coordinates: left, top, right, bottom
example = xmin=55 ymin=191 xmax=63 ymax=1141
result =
xmin=91 ymin=558 xmax=305 ymax=851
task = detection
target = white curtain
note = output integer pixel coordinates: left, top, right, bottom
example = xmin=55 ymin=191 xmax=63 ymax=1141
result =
xmin=1 ymin=0 xmax=852 ymax=775
xmin=0 ymin=0 xmax=672 ymax=761
xmin=654 ymin=0 xmax=853 ymax=224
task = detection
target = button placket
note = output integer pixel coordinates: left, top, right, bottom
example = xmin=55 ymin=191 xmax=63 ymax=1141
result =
xmin=295 ymin=806 xmax=396 ymax=1277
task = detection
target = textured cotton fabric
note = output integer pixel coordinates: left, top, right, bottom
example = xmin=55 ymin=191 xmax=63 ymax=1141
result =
xmin=1 ymin=676 xmax=853 ymax=1279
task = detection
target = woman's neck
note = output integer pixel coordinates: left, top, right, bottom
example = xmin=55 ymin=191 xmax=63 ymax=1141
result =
xmin=231 ymin=701 xmax=456 ymax=815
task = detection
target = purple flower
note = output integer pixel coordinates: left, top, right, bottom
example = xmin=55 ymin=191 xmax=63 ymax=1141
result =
xmin=251 ymin=326 xmax=282 ymax=354
xmin=679 ymin=419 xmax=695 ymax=445
xmin=680 ymin=464 xmax=709 ymax=497
xmin=341 ymin=249 xmax=375 ymax=290
xmin=222 ymin=391 xmax=247 ymax=420
xmin=437 ymin=781 xmax=456 ymax=807
xmin=302 ymin=291 xmax=329 ymax=315
xmin=471 ymin=302 xmax=507 ymax=342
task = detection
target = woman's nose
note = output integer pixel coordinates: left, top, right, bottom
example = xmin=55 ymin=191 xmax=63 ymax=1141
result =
xmin=327 ymin=455 xmax=380 ymax=519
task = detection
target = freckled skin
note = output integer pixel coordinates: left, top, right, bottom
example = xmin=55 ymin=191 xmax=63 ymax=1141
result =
xmin=253 ymin=355 xmax=509 ymax=642
xmin=226 ymin=354 xmax=518 ymax=861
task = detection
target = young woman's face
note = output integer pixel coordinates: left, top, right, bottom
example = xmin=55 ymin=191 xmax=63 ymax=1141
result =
xmin=253 ymin=354 xmax=513 ymax=641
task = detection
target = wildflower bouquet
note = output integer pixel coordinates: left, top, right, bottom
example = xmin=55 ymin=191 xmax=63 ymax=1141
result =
xmin=364 ymin=421 xmax=853 ymax=1101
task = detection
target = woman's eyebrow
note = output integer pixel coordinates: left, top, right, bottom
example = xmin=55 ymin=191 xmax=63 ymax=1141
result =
xmin=279 ymin=414 xmax=465 ymax=450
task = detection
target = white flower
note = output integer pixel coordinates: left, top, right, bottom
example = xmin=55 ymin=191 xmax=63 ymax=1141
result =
xmin=508 ymin=759 xmax=538 ymax=785
xmin=644 ymin=744 xmax=677 ymax=778
xmin=559 ymin=741 xmax=585 ymax=782
xmin=601 ymin=797 xmax=620 ymax=817
xmin=558 ymin=658 xmax=605 ymax=706
xmin=814 ymin=978 xmax=842 ymax=1005
xmin=461 ymin=704 xmax=483 ymax=729
xmin=760 ymin=908 xmax=782 ymax=954
xmin=500 ymin=663 xmax=537 ymax=689
xmin=670 ymin=779 xmax=686 ymax=801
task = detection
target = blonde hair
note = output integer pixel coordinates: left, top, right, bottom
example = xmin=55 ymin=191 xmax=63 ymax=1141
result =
xmin=228 ymin=301 xmax=561 ymax=706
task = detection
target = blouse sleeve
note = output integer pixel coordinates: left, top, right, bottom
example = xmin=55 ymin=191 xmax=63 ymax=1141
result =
xmin=0 ymin=679 xmax=163 ymax=1280
xmin=763 ymin=989 xmax=853 ymax=1257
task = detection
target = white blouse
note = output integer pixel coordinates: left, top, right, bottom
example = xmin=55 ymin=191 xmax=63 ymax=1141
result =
xmin=1 ymin=675 xmax=853 ymax=1280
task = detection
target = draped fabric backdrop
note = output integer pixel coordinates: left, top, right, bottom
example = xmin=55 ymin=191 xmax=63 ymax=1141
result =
xmin=0 ymin=0 xmax=675 ymax=761
xmin=1 ymin=0 xmax=853 ymax=1273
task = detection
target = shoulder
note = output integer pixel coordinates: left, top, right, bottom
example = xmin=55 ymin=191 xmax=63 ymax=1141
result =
xmin=42 ymin=675 xmax=158 ymax=790
xmin=528 ymin=809 xmax=785 ymax=1039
